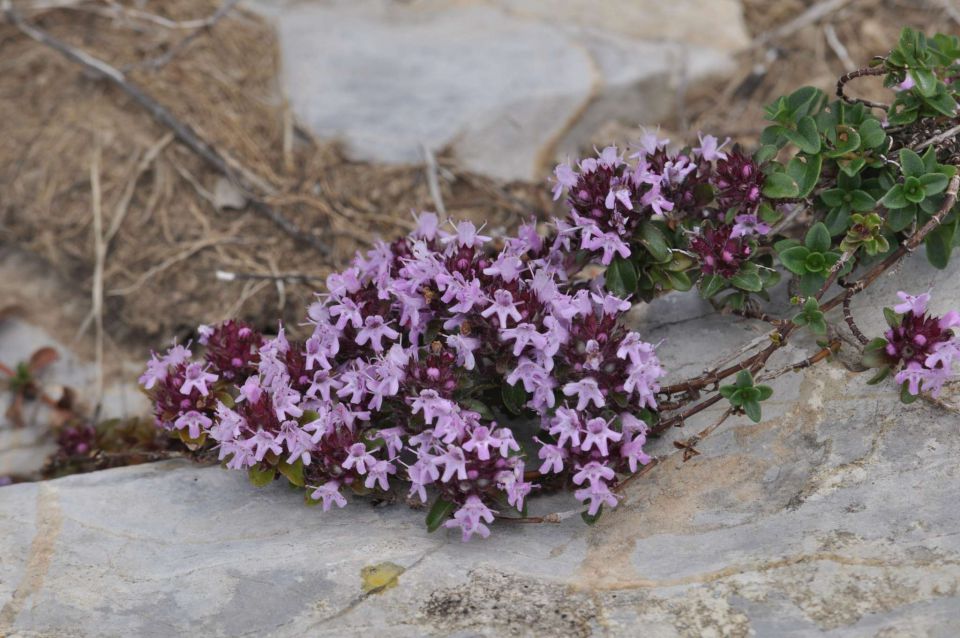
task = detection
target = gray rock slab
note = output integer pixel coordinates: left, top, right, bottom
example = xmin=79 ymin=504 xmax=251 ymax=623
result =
xmin=252 ymin=0 xmax=748 ymax=181
xmin=2 ymin=254 xmax=960 ymax=636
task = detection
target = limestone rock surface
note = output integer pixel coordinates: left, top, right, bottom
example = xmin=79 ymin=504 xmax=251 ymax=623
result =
xmin=253 ymin=0 xmax=749 ymax=180
xmin=3 ymin=256 xmax=960 ymax=636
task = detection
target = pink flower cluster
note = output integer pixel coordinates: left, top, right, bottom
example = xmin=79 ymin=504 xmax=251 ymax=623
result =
xmin=142 ymin=211 xmax=665 ymax=540
xmin=551 ymin=132 xmax=762 ymax=270
xmin=885 ymin=290 xmax=960 ymax=397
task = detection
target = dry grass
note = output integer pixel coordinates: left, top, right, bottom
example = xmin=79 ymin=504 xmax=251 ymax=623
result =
xmin=0 ymin=0 xmax=545 ymax=346
xmin=0 ymin=0 xmax=956 ymax=352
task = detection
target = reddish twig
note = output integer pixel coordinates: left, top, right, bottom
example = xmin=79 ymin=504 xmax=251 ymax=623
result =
xmin=843 ymin=292 xmax=869 ymax=345
xmin=836 ymin=66 xmax=889 ymax=110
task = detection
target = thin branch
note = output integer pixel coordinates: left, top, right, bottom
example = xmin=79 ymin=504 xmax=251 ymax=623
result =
xmin=914 ymin=123 xmax=960 ymax=153
xmin=824 ymin=23 xmax=856 ymax=72
xmin=2 ymin=1 xmax=330 ymax=256
xmin=758 ymin=339 xmax=840 ymax=382
xmin=106 ymin=133 xmax=174 ymax=247
xmin=90 ymin=143 xmax=105 ymax=416
xmin=842 ymin=292 xmax=869 ymax=345
xmin=137 ymin=0 xmax=241 ymax=71
xmin=216 ymin=269 xmax=324 ymax=285
xmin=753 ymin=0 xmax=853 ymax=47
xmin=421 ymin=143 xmax=447 ymax=223
xmin=836 ymin=66 xmax=888 ymax=110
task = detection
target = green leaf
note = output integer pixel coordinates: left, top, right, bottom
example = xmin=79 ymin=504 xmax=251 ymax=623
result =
xmin=820 ymin=188 xmax=846 ymax=208
xmin=866 ymin=366 xmax=891 ymax=385
xmin=804 ymin=222 xmax=832 ymax=253
xmin=827 ymin=125 xmax=861 ymax=157
xmin=787 ymin=153 xmax=823 ymax=198
xmin=838 ymin=157 xmax=867 ymax=178
xmin=909 ymin=68 xmax=938 ymax=97
xmin=809 ymin=318 xmax=828 ymax=335
xmin=880 ymin=184 xmax=909 ymax=209
xmin=605 ymin=256 xmax=638 ymax=297
xmin=755 ymin=385 xmax=774 ymax=401
xmin=903 ymin=177 xmax=926 ymax=204
xmin=730 ymin=267 xmax=762 ymax=292
xmin=925 ymin=221 xmax=956 ymax=269
xmin=581 ymin=506 xmax=603 ymax=525
xmin=735 ymin=370 xmax=754 ymax=389
xmin=665 ymin=251 xmax=695 ymax=272
xmin=754 ymin=144 xmax=780 ymax=164
xmin=461 ymin=398 xmax=494 ymax=421
xmin=784 ymin=116 xmax=821 ymax=154
xmin=883 ymin=307 xmax=902 ymax=329
xmin=762 ymin=172 xmax=800 ymax=199
xmin=887 ymin=206 xmax=916 ymax=232
xmin=719 ymin=385 xmax=738 ymax=399
xmin=278 ymin=459 xmax=305 ymax=487
xmin=699 ymin=273 xmax=727 ymax=299
xmin=861 ymin=337 xmax=891 ymax=368
xmin=825 ymin=207 xmax=851 ymax=236
xmin=849 ymin=190 xmax=876 ymax=212
xmin=858 ymin=118 xmax=886 ymax=148
xmin=920 ymin=173 xmax=949 ymax=196
xmin=786 ymin=86 xmax=825 ymax=120
xmin=778 ymin=245 xmax=810 ymax=275
xmin=923 ymin=88 xmax=958 ymax=117
xmin=900 ymin=382 xmax=919 ymax=404
xmin=248 ymin=465 xmax=277 ymax=487
xmin=743 ymin=399 xmax=762 ymax=423
xmin=426 ymin=498 xmax=457 ymax=533
xmin=921 ymin=146 xmax=941 ymax=173
xmin=760 ymin=123 xmax=788 ymax=145
xmin=501 ymin=381 xmax=528 ymax=416
xmin=665 ymin=269 xmax=693 ymax=292
xmin=899 ymin=148 xmax=926 ymax=179
xmin=799 ymin=271 xmax=825 ymax=296
xmin=639 ymin=222 xmax=672 ymax=264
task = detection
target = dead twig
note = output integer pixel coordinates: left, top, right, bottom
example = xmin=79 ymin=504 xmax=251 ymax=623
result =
xmin=753 ymin=0 xmax=854 ymax=47
xmin=90 ymin=143 xmax=105 ymax=415
xmin=137 ymin=0 xmax=241 ymax=71
xmin=842 ymin=292 xmax=869 ymax=345
xmin=107 ymin=236 xmax=241 ymax=297
xmin=421 ymin=143 xmax=447 ymax=222
xmin=106 ymin=133 xmax=174 ymax=247
xmin=824 ymin=23 xmax=856 ymax=72
xmin=215 ymin=269 xmax=324 ymax=284
xmin=837 ymin=66 xmax=889 ymax=110
xmin=914 ymin=123 xmax=960 ymax=153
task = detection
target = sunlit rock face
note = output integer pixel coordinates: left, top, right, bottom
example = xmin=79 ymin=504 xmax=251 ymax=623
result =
xmin=253 ymin=0 xmax=748 ymax=181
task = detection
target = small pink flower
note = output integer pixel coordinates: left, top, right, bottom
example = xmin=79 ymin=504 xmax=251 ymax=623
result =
xmin=562 ymin=378 xmax=605 ymax=411
xmin=481 ymin=289 xmax=523 ymax=327
xmin=311 ymin=481 xmax=347 ymax=511
xmin=893 ymin=291 xmax=930 ymax=316
xmin=342 ymin=443 xmax=375 ymax=475
xmin=174 ymin=410 xmax=211 ymax=439
xmin=580 ymin=418 xmax=622 ymax=457
xmin=180 ymin=363 xmax=218 ymax=397
xmin=443 ymin=495 xmax=496 ymax=542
